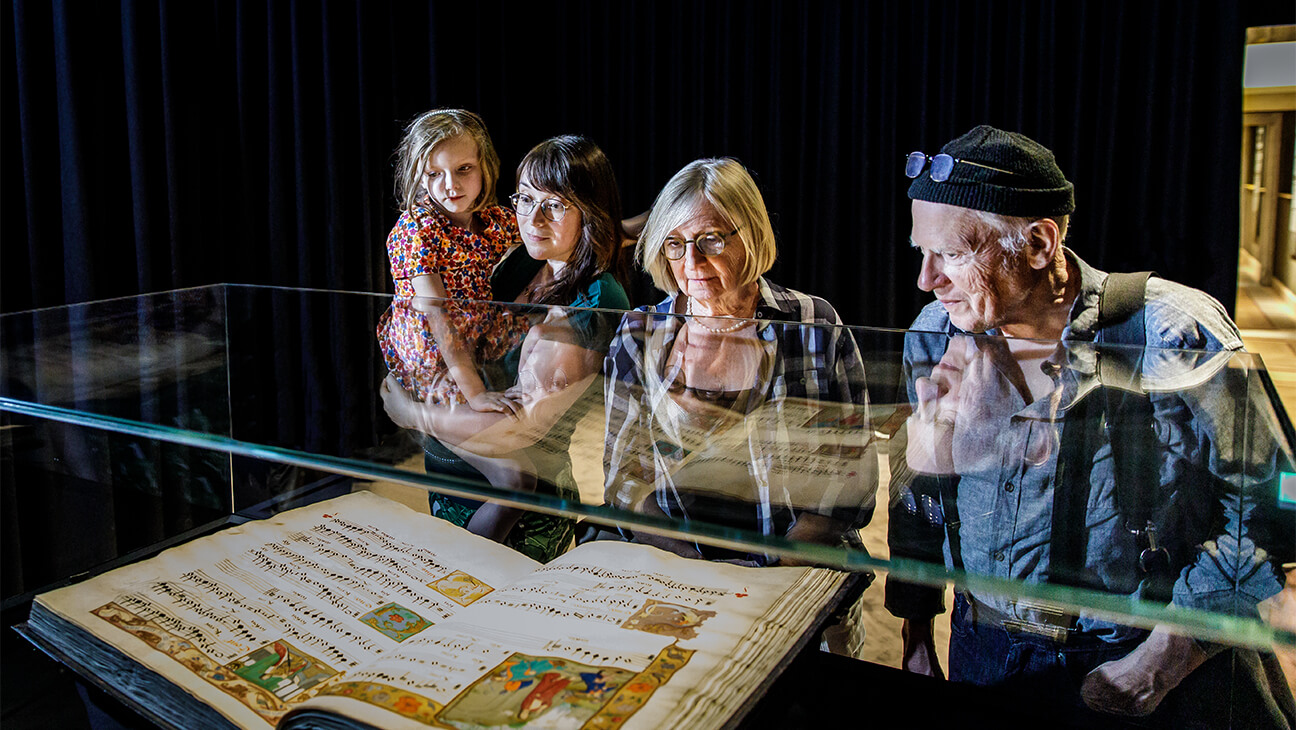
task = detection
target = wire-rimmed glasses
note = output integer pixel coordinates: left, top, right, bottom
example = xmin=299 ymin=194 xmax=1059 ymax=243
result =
xmin=905 ymin=152 xmax=1015 ymax=182
xmin=509 ymin=192 xmax=572 ymax=222
xmin=662 ymin=228 xmax=742 ymax=260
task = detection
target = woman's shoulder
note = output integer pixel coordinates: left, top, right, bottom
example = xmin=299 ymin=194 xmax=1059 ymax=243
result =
xmin=611 ymin=294 xmax=676 ymax=339
xmin=573 ymin=273 xmax=631 ymax=310
xmin=642 ymin=293 xmax=678 ymax=314
xmin=491 ymin=245 xmax=543 ymax=300
xmin=758 ymin=278 xmax=844 ymax=325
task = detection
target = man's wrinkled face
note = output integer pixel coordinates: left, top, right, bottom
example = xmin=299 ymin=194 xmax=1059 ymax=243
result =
xmin=909 ymin=200 xmax=1032 ymax=333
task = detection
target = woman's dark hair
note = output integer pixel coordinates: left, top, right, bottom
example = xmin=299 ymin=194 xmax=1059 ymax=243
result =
xmin=516 ymin=136 xmax=626 ymax=305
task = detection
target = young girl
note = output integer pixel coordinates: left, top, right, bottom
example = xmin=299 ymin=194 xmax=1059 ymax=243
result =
xmin=377 ymin=109 xmax=524 ymax=413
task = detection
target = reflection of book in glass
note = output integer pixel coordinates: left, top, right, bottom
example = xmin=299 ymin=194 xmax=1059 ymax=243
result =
xmin=658 ymin=397 xmax=878 ymax=512
xmin=801 ymin=409 xmax=864 ymax=430
xmin=24 ymin=491 xmax=850 ymax=730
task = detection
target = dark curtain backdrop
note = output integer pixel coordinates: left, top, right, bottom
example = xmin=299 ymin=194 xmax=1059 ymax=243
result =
xmin=8 ymin=1 xmax=1295 ymax=325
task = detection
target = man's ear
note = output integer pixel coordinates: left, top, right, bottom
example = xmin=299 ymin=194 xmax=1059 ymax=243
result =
xmin=1024 ymin=218 xmax=1061 ymax=270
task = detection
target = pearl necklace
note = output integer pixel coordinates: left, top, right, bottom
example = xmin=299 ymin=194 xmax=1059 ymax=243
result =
xmin=686 ymin=298 xmax=752 ymax=334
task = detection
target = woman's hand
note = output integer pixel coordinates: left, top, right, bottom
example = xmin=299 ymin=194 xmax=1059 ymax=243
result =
xmin=465 ymin=390 xmax=522 ymax=418
xmin=380 ymin=374 xmax=424 ymax=431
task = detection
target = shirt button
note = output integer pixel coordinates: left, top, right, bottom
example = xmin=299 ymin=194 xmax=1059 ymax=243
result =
xmin=993 ymin=550 xmax=1006 ymax=562
xmin=1005 ymin=481 xmax=1015 ymax=493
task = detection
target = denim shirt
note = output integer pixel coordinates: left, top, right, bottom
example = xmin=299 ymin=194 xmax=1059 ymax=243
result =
xmin=886 ymin=250 xmax=1286 ymax=634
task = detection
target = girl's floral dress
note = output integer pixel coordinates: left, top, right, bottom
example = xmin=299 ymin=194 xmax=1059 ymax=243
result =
xmin=377 ymin=204 xmax=528 ymax=402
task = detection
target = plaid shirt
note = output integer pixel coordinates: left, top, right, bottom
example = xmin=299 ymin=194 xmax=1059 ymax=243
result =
xmin=602 ymin=279 xmax=875 ymax=560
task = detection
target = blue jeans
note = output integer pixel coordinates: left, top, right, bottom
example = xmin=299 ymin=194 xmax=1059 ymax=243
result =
xmin=949 ymin=594 xmax=1142 ymax=699
xmin=948 ymin=593 xmax=1293 ymax=729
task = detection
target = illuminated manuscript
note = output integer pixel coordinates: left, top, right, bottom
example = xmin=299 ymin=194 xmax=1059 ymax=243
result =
xmin=29 ymin=491 xmax=847 ymax=730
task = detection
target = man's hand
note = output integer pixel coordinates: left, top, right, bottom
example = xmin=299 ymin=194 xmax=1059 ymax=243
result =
xmin=1080 ymin=627 xmax=1208 ymax=716
xmin=901 ymin=617 xmax=946 ymax=679
xmin=906 ymin=337 xmax=970 ymax=475
xmin=906 ymin=335 xmax=1060 ymax=476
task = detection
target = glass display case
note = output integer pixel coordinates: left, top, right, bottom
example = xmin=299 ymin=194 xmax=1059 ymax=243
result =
xmin=3 ymin=284 xmax=1293 ymax=728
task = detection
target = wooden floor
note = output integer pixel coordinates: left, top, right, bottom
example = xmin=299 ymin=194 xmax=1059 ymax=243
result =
xmin=1237 ymin=249 xmax=1296 ymax=415
xmin=1233 ymin=249 xmax=1296 ymax=693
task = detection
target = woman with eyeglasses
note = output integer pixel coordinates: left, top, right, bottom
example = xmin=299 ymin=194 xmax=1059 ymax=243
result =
xmin=496 ymin=135 xmax=631 ymax=313
xmin=602 ymin=158 xmax=877 ymax=566
xmin=383 ymin=135 xmax=630 ymax=562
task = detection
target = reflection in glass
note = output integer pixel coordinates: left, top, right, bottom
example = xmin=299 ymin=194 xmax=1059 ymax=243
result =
xmin=890 ymin=330 xmax=1293 ymax=725
xmin=603 ymin=307 xmax=879 ymax=566
xmin=2 ymin=285 xmax=1292 ymax=668
xmin=380 ymin=300 xmax=621 ymax=563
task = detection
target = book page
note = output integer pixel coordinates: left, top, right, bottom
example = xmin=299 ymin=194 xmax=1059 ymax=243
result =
xmin=293 ymin=541 xmax=847 ymax=730
xmin=34 ymin=490 xmax=539 ymax=729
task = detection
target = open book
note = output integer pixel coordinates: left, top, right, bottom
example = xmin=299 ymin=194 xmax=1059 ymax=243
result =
xmin=25 ymin=491 xmax=851 ymax=729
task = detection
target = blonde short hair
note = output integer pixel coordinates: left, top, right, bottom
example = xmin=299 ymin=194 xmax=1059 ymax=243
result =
xmin=638 ymin=158 xmax=777 ymax=294
xmin=394 ymin=108 xmax=501 ymax=216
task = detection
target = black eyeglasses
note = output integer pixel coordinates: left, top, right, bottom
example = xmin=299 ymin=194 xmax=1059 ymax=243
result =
xmin=662 ymin=228 xmax=742 ymax=261
xmin=905 ymin=152 xmax=1015 ymax=182
xmin=509 ymin=192 xmax=572 ymax=222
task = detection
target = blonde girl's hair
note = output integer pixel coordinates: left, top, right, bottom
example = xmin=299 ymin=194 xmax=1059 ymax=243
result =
xmin=638 ymin=158 xmax=777 ymax=295
xmin=393 ymin=108 xmax=501 ymax=216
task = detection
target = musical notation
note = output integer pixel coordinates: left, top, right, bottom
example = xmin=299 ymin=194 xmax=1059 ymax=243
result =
xmin=538 ymin=639 xmax=647 ymax=667
xmin=117 ymin=593 xmax=224 ymax=657
xmin=535 ymin=563 xmax=729 ymax=600
xmin=315 ymin=520 xmax=453 ymax=577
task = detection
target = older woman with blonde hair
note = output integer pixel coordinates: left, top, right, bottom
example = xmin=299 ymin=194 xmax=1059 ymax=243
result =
xmin=603 ymin=158 xmax=876 ymax=566
xmin=636 ymin=158 xmax=778 ymax=322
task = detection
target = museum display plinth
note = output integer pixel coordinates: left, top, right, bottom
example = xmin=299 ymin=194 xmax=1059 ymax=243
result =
xmin=3 ymin=285 xmax=1291 ymax=729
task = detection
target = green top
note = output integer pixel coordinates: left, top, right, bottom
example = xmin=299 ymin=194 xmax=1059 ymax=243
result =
xmin=491 ymin=246 xmax=630 ymax=311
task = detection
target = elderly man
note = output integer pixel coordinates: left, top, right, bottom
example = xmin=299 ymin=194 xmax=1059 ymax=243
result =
xmin=886 ymin=126 xmax=1292 ymax=726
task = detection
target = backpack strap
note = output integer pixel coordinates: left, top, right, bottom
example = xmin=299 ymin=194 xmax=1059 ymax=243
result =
xmin=1052 ymin=272 xmax=1173 ymax=594
xmin=1050 ymin=392 xmax=1103 ymax=587
xmin=1100 ymin=272 xmax=1174 ymax=595
xmin=1096 ymin=271 xmax=1153 ymax=391
xmin=1098 ymin=272 xmax=1152 ymax=331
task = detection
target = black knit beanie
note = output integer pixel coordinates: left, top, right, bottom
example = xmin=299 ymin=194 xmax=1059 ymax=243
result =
xmin=907 ymin=125 xmax=1075 ymax=217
